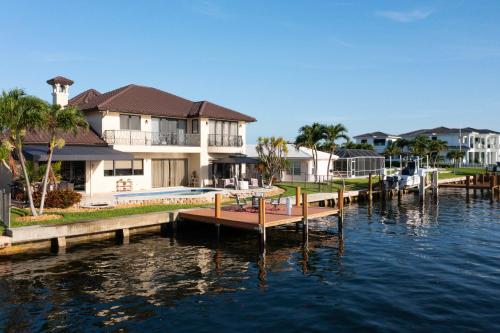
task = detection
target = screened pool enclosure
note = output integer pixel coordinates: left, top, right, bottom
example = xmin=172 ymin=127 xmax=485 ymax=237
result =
xmin=333 ymin=149 xmax=385 ymax=177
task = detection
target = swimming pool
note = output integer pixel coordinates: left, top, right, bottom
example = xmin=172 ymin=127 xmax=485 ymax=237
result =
xmin=114 ymin=188 xmax=219 ymax=198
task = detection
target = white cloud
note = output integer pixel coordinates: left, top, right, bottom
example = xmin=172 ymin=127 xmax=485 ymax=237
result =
xmin=375 ymin=9 xmax=434 ymax=23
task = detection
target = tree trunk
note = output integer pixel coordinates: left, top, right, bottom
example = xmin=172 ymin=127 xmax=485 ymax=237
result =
xmin=39 ymin=145 xmax=54 ymax=215
xmin=16 ymin=144 xmax=38 ymax=216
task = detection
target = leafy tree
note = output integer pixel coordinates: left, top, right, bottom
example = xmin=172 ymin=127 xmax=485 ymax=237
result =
xmin=0 ymin=89 xmax=45 ymax=216
xmin=383 ymin=141 xmax=402 ymax=158
xmin=38 ymin=104 xmax=88 ymax=214
xmin=321 ymin=124 xmax=349 ymax=178
xmin=409 ymin=135 xmax=431 ymax=158
xmin=446 ymin=150 xmax=465 ymax=168
xmin=295 ymin=123 xmax=323 ymax=181
xmin=255 ymin=136 xmax=288 ymax=186
xmin=342 ymin=141 xmax=375 ymax=151
xmin=427 ymin=139 xmax=448 ymax=167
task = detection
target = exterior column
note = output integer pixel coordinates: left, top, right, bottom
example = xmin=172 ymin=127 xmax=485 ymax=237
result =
xmin=199 ymin=117 xmax=210 ymax=187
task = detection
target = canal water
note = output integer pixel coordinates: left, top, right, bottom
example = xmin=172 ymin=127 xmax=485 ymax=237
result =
xmin=0 ymin=189 xmax=499 ymax=332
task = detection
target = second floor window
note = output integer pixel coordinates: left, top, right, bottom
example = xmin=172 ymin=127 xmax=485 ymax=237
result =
xmin=192 ymin=119 xmax=199 ymax=134
xmin=120 ymin=115 xmax=141 ymax=130
xmin=373 ymin=139 xmax=386 ymax=146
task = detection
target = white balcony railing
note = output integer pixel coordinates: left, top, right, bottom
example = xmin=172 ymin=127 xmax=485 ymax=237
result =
xmin=104 ymin=130 xmax=200 ymax=146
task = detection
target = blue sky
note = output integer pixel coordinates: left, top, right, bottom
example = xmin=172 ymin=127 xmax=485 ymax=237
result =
xmin=1 ymin=0 xmax=499 ymax=142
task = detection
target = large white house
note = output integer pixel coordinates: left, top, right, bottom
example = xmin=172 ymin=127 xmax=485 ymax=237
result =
xmin=22 ymin=76 xmax=256 ymax=196
xmin=353 ymin=132 xmax=401 ymax=154
xmin=399 ymin=127 xmax=500 ymax=165
xmin=353 ymin=126 xmax=500 ymax=165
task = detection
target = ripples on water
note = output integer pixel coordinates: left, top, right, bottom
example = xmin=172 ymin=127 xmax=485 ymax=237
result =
xmin=0 ymin=189 xmax=499 ymax=332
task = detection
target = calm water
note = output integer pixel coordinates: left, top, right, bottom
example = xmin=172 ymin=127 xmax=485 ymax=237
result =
xmin=0 ymin=189 xmax=499 ymax=332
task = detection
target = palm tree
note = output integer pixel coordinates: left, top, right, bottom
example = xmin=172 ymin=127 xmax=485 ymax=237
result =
xmin=409 ymin=136 xmax=431 ymax=159
xmin=38 ymin=104 xmax=88 ymax=214
xmin=383 ymin=142 xmax=402 ymax=169
xmin=295 ymin=123 xmax=323 ymax=181
xmin=427 ymin=139 xmax=448 ymax=167
xmin=446 ymin=150 xmax=465 ymax=168
xmin=255 ymin=136 xmax=288 ymax=186
xmin=322 ymin=124 xmax=349 ymax=179
xmin=0 ymin=89 xmax=45 ymax=216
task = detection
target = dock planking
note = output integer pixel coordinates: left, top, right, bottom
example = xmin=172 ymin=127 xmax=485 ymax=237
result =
xmin=179 ymin=203 xmax=338 ymax=231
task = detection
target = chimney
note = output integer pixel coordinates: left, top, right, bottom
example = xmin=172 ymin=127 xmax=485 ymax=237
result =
xmin=46 ymin=76 xmax=74 ymax=107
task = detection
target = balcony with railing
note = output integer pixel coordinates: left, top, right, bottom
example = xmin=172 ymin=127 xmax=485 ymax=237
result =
xmin=104 ymin=130 xmax=200 ymax=146
xmin=208 ymin=134 xmax=243 ymax=147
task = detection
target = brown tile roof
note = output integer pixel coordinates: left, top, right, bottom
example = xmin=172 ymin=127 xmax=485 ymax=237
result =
xmin=22 ymin=128 xmax=107 ymax=146
xmin=46 ymin=76 xmax=74 ymax=86
xmin=189 ymin=101 xmax=256 ymax=122
xmin=76 ymin=84 xmax=256 ymax=122
xmin=68 ymin=89 xmax=101 ymax=107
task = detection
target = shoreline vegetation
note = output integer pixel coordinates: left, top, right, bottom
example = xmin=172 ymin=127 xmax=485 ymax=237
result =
xmin=1 ymin=167 xmax=483 ymax=232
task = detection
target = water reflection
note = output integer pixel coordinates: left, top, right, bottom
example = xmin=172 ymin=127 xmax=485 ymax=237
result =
xmin=0 ymin=189 xmax=498 ymax=332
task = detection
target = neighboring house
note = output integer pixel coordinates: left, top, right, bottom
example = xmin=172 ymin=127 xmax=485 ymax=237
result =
xmin=19 ymin=76 xmax=256 ymax=196
xmin=399 ymin=127 xmax=500 ymax=165
xmin=246 ymin=144 xmax=338 ymax=182
xmin=353 ymin=132 xmax=401 ymax=154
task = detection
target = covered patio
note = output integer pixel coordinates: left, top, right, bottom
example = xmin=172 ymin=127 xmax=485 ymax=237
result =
xmin=210 ymin=154 xmax=261 ymax=189
xmin=23 ymin=145 xmax=134 ymax=193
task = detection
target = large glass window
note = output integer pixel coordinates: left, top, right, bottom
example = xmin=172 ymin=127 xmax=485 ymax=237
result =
xmin=289 ymin=160 xmax=301 ymax=175
xmin=103 ymin=160 xmax=144 ymax=176
xmin=373 ymin=139 xmax=386 ymax=146
xmin=120 ymin=115 xmax=141 ymax=130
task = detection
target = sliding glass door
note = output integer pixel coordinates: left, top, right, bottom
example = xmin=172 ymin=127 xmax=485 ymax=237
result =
xmin=151 ymin=159 xmax=187 ymax=188
xmin=151 ymin=118 xmax=187 ymax=145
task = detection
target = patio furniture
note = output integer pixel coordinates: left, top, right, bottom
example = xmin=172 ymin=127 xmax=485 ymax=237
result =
xmin=238 ymin=180 xmax=249 ymax=190
xmin=116 ymin=179 xmax=132 ymax=192
xmin=189 ymin=177 xmax=200 ymax=187
xmin=233 ymin=194 xmax=248 ymax=212
xmin=250 ymin=178 xmax=259 ymax=188
xmin=220 ymin=178 xmax=235 ymax=188
xmin=251 ymin=192 xmax=264 ymax=211
xmin=271 ymin=194 xmax=282 ymax=210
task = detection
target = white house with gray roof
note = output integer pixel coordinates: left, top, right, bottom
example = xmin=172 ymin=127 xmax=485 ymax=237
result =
xmin=353 ymin=132 xmax=401 ymax=154
xmin=246 ymin=144 xmax=338 ymax=182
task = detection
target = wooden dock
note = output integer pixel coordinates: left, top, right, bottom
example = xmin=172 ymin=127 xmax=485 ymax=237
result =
xmin=439 ymin=174 xmax=500 ymax=201
xmin=179 ymin=192 xmax=343 ymax=251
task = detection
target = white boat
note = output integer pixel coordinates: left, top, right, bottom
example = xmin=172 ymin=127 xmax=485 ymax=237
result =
xmin=386 ymin=159 xmax=435 ymax=189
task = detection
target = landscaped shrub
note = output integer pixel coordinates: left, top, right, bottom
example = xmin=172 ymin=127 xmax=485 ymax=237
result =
xmin=33 ymin=189 xmax=82 ymax=209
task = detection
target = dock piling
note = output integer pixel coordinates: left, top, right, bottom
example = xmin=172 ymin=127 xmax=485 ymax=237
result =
xmin=295 ymin=186 xmax=302 ymax=207
xmin=215 ymin=193 xmax=222 ymax=239
xmin=337 ymin=188 xmax=344 ymax=240
xmin=368 ymin=173 xmax=373 ymax=202
xmin=258 ymin=197 xmax=266 ymax=252
xmin=302 ymin=193 xmax=309 ymax=244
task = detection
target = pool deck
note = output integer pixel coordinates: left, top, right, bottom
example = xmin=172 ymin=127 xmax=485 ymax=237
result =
xmin=179 ymin=203 xmax=339 ymax=231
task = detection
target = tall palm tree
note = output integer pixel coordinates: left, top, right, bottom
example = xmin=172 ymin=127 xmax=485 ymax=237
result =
xmin=0 ymin=89 xmax=45 ymax=216
xmin=295 ymin=123 xmax=323 ymax=181
xmin=38 ymin=104 xmax=88 ymax=214
xmin=322 ymin=124 xmax=349 ymax=178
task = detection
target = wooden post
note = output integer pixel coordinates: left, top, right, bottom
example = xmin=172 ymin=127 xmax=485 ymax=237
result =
xmin=215 ymin=193 xmax=222 ymax=239
xmin=50 ymin=237 xmax=66 ymax=253
xmin=419 ymin=175 xmax=425 ymax=201
xmin=215 ymin=193 xmax=222 ymax=218
xmin=295 ymin=186 xmax=301 ymax=207
xmin=116 ymin=228 xmax=130 ymax=244
xmin=466 ymin=175 xmax=470 ymax=195
xmin=302 ymin=193 xmax=308 ymax=243
xmin=368 ymin=173 xmax=373 ymax=202
xmin=258 ymin=197 xmax=266 ymax=251
xmin=490 ymin=173 xmax=496 ymax=202
xmin=378 ymin=174 xmax=383 ymax=199
xmin=337 ymin=188 xmax=344 ymax=240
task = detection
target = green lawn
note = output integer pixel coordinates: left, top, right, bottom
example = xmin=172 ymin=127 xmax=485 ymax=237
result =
xmin=276 ymin=176 xmax=381 ymax=196
xmin=9 ymin=203 xmax=209 ymax=228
